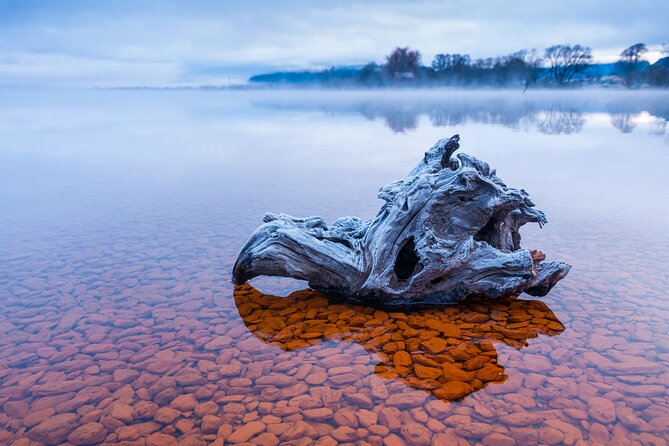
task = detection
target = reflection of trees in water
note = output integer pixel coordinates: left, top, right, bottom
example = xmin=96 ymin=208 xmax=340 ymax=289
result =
xmin=535 ymin=106 xmax=585 ymax=135
xmin=429 ymin=109 xmax=467 ymax=127
xmin=254 ymin=93 xmax=669 ymax=139
xmin=369 ymin=102 xmax=585 ymax=135
xmin=650 ymin=119 xmax=666 ymax=137
xmin=427 ymin=102 xmax=537 ymax=130
xmin=359 ymin=104 xmax=419 ymax=133
xmin=611 ymin=113 xmax=637 ymax=134
xmin=361 ymin=100 xmax=543 ymax=133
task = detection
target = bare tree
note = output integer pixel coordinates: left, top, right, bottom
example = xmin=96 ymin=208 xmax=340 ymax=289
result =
xmin=544 ymin=44 xmax=592 ymax=86
xmin=489 ymin=50 xmax=543 ymax=89
xmin=430 ymin=54 xmax=471 ymax=84
xmin=385 ymin=47 xmax=422 ymax=78
xmin=523 ymin=49 xmax=544 ymax=90
xmin=617 ymin=43 xmax=648 ymax=87
xmin=620 ymin=43 xmax=648 ymax=65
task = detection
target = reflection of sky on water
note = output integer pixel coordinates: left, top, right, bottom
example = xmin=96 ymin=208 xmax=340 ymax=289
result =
xmin=2 ymin=88 xmax=668 ymax=298
xmin=1 ymin=89 xmax=668 ymax=240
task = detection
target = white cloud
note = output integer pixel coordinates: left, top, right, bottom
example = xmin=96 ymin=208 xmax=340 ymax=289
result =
xmin=0 ymin=52 xmax=183 ymax=87
xmin=0 ymin=0 xmax=667 ymax=87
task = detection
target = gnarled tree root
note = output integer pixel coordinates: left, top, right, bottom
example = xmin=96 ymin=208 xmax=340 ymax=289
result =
xmin=233 ymin=135 xmax=571 ymax=307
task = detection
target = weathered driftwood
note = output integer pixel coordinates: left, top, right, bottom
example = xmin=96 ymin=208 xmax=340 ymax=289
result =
xmin=233 ymin=135 xmax=571 ymax=307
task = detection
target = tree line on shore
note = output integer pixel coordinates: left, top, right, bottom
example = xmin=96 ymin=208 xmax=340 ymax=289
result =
xmin=250 ymin=43 xmax=669 ymax=88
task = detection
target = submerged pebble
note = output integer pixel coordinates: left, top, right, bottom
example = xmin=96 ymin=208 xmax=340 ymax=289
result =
xmin=1 ymin=214 xmax=668 ymax=446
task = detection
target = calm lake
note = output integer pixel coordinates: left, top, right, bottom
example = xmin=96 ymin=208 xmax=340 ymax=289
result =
xmin=1 ymin=89 xmax=668 ymax=445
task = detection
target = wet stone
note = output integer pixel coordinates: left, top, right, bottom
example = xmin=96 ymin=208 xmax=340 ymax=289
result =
xmin=174 ymin=368 xmax=205 ymax=386
xmin=27 ymin=413 xmax=79 ymax=445
xmin=201 ymin=414 xmax=222 ymax=434
xmin=454 ymin=422 xmax=492 ymax=438
xmin=169 ymin=394 xmax=198 ymax=411
xmin=588 ymin=397 xmax=617 ymax=424
xmin=66 ymin=422 xmax=107 ymax=446
xmin=194 ymin=401 xmax=218 ymax=417
xmin=154 ymin=407 xmax=181 ymax=424
xmin=539 ymin=426 xmax=565 ymax=445
xmin=303 ymin=408 xmax=333 ymax=421
xmin=110 ymin=403 xmax=134 ymax=423
xmin=433 ymin=381 xmax=473 ymax=400
xmin=2 ymin=249 xmax=669 ymax=446
xmin=400 ymin=422 xmax=433 ymax=446
xmin=146 ymin=432 xmax=178 ymax=446
xmin=228 ymin=421 xmax=266 ymax=443
xmin=132 ymin=401 xmax=158 ymax=420
xmin=331 ymin=426 xmax=358 ymax=442
xmin=482 ymin=432 xmax=515 ymax=446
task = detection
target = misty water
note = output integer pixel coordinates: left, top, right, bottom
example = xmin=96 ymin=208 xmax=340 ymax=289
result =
xmin=1 ymin=89 xmax=669 ymax=445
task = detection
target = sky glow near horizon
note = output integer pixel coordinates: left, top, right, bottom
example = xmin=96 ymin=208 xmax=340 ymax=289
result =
xmin=0 ymin=0 xmax=667 ymax=87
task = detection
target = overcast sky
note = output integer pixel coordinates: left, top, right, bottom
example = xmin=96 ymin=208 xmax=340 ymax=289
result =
xmin=1 ymin=0 xmax=667 ymax=87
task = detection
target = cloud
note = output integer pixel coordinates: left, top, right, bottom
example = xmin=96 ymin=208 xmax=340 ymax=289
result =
xmin=0 ymin=0 xmax=667 ymax=87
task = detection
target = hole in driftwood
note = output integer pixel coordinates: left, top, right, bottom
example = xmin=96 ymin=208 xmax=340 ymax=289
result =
xmin=474 ymin=215 xmax=496 ymax=246
xmin=394 ymin=237 xmax=419 ymax=281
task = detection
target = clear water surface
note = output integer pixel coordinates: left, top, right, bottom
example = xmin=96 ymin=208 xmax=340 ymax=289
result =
xmin=1 ymin=89 xmax=668 ymax=445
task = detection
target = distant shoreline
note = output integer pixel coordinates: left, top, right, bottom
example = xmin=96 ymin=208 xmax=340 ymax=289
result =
xmin=99 ymin=85 xmax=669 ymax=92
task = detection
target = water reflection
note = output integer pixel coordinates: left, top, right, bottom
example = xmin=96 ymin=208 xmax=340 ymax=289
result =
xmin=536 ymin=106 xmax=585 ymax=135
xmin=253 ymin=91 xmax=669 ymax=137
xmin=611 ymin=113 xmax=637 ymax=134
xmin=235 ymin=284 xmax=564 ymax=402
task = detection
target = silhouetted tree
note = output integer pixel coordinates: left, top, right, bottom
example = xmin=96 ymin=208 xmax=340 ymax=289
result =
xmin=252 ymin=42 xmax=669 ymax=89
xmin=385 ymin=47 xmax=422 ymax=79
xmin=430 ymin=54 xmax=472 ymax=85
xmin=522 ymin=50 xmax=544 ymax=90
xmin=544 ymin=44 xmax=592 ymax=86
xmin=491 ymin=50 xmax=542 ymax=87
xmin=359 ymin=62 xmax=383 ymax=86
xmin=617 ymin=43 xmax=648 ymax=87
xmin=469 ymin=58 xmax=493 ymax=84
xmin=449 ymin=54 xmax=471 ymax=69
xmin=431 ymin=54 xmax=449 ymax=72
xmin=620 ymin=43 xmax=648 ymax=65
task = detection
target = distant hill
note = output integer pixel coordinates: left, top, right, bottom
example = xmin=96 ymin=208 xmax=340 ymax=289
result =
xmin=648 ymin=57 xmax=669 ymax=86
xmin=249 ymin=67 xmax=361 ymax=85
xmin=582 ymin=63 xmax=620 ymax=77
xmin=654 ymin=57 xmax=669 ymax=68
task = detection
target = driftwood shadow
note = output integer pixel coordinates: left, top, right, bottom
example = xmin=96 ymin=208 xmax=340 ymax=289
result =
xmin=234 ymin=283 xmax=565 ymax=402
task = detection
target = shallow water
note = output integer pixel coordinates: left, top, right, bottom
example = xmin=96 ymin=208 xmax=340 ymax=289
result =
xmin=1 ymin=89 xmax=669 ymax=445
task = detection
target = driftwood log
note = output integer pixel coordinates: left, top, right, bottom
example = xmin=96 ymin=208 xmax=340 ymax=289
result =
xmin=233 ymin=135 xmax=571 ymax=307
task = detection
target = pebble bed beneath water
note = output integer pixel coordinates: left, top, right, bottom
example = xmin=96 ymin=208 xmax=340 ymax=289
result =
xmin=1 ymin=223 xmax=669 ymax=446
